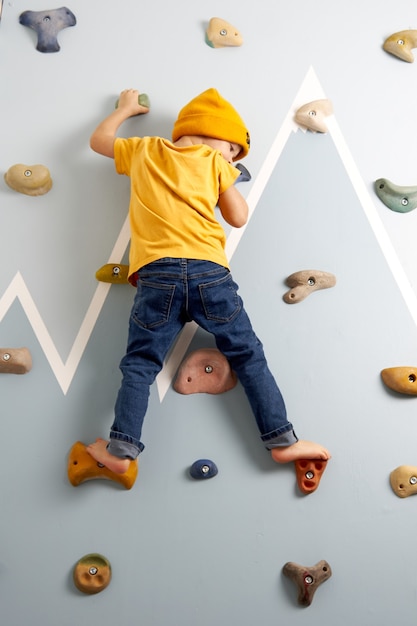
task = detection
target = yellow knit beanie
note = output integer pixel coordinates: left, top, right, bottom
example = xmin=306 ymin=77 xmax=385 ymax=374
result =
xmin=172 ymin=88 xmax=250 ymax=160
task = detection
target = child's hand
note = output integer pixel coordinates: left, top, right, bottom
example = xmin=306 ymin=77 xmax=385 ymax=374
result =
xmin=117 ymin=88 xmax=150 ymax=116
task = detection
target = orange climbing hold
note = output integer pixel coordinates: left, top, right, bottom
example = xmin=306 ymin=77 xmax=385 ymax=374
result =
xmin=67 ymin=441 xmax=138 ymax=489
xmin=381 ymin=366 xmax=417 ymax=395
xmin=294 ymin=459 xmax=327 ymax=494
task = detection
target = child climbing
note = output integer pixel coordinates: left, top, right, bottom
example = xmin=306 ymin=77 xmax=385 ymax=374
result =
xmin=87 ymin=87 xmax=331 ymax=474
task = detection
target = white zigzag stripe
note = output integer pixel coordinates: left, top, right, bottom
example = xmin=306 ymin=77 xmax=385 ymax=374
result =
xmin=2 ymin=67 xmax=417 ymax=399
xmin=0 ymin=214 xmax=131 ymax=394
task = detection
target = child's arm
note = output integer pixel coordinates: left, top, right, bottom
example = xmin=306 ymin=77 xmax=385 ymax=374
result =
xmin=90 ymin=89 xmax=149 ymax=158
xmin=217 ymin=185 xmax=249 ymax=228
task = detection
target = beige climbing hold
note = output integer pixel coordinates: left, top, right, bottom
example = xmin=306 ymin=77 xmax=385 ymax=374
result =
xmin=390 ymin=465 xmax=417 ymax=498
xmin=381 ymin=366 xmax=417 ymax=395
xmin=295 ymin=459 xmax=328 ymax=494
xmin=0 ymin=347 xmax=32 ymax=374
xmin=283 ymin=270 xmax=336 ymax=304
xmin=174 ymin=348 xmax=237 ymax=394
xmin=205 ymin=17 xmax=243 ymax=48
xmin=95 ymin=264 xmax=129 ymax=283
xmin=67 ymin=441 xmax=138 ymax=490
xmin=283 ymin=560 xmax=332 ymax=607
xmin=383 ymin=30 xmax=417 ymax=63
xmin=294 ymin=99 xmax=333 ymax=133
xmin=4 ymin=163 xmax=52 ymax=196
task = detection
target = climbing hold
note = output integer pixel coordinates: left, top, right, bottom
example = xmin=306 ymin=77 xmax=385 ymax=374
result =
xmin=73 ymin=553 xmax=112 ymax=594
xmin=205 ymin=17 xmax=243 ymax=48
xmin=115 ymin=93 xmax=150 ymax=109
xmin=4 ymin=164 xmax=52 ymax=196
xmin=374 ymin=178 xmax=417 ymax=213
xmin=0 ymin=347 xmax=32 ymax=374
xmin=383 ymin=30 xmax=417 ymax=62
xmin=390 ymin=465 xmax=417 ymax=498
xmin=381 ymin=366 xmax=417 ymax=394
xmin=95 ymin=264 xmax=129 ymax=284
xmin=283 ymin=270 xmax=336 ymax=304
xmin=67 ymin=441 xmax=138 ymax=489
xmin=294 ymin=459 xmax=327 ymax=494
xmin=235 ymin=163 xmax=251 ymax=183
xmin=189 ymin=459 xmax=218 ymax=480
xmin=19 ymin=7 xmax=76 ymax=53
xmin=282 ymin=560 xmax=332 ymax=607
xmin=174 ymin=348 xmax=237 ymax=394
xmin=294 ymin=99 xmax=333 ymax=133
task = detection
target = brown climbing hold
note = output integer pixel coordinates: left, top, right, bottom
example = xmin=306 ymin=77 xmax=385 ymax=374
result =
xmin=295 ymin=459 xmax=327 ymax=494
xmin=95 ymin=263 xmax=129 ymax=283
xmin=0 ymin=347 xmax=32 ymax=374
xmin=283 ymin=270 xmax=336 ymax=304
xmin=294 ymin=99 xmax=333 ymax=133
xmin=4 ymin=164 xmax=52 ymax=196
xmin=73 ymin=553 xmax=111 ymax=594
xmin=389 ymin=465 xmax=417 ymax=498
xmin=205 ymin=17 xmax=243 ymax=48
xmin=381 ymin=366 xmax=417 ymax=395
xmin=174 ymin=348 xmax=237 ymax=394
xmin=67 ymin=441 xmax=138 ymax=490
xmin=283 ymin=560 xmax=332 ymax=607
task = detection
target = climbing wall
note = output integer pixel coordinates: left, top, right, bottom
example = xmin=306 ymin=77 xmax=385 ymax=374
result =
xmin=2 ymin=1 xmax=417 ymax=625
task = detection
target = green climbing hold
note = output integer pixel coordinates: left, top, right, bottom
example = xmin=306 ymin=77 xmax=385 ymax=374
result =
xmin=115 ymin=93 xmax=150 ymax=109
xmin=374 ymin=178 xmax=417 ymax=213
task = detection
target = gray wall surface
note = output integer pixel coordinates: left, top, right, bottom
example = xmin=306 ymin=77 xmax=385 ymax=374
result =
xmin=1 ymin=1 xmax=417 ymax=624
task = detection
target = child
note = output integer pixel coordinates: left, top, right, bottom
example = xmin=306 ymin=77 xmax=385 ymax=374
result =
xmin=87 ymin=87 xmax=331 ymax=474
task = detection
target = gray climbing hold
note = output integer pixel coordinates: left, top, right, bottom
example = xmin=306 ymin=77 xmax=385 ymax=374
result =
xmin=19 ymin=6 xmax=76 ymax=53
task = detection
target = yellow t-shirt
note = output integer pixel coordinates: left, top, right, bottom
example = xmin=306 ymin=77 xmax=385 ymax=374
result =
xmin=114 ymin=136 xmax=240 ymax=283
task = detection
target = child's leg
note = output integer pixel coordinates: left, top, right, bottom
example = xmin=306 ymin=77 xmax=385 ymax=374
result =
xmin=188 ymin=265 xmax=330 ymax=462
xmin=87 ymin=259 xmax=187 ymax=472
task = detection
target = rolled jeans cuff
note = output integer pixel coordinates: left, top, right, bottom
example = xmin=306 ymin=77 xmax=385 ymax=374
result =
xmin=108 ymin=438 xmax=142 ymax=460
xmin=262 ymin=428 xmax=298 ymax=450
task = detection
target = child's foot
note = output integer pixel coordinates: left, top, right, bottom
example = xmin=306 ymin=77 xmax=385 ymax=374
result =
xmin=86 ymin=438 xmax=131 ymax=474
xmin=270 ymin=440 xmax=331 ymax=464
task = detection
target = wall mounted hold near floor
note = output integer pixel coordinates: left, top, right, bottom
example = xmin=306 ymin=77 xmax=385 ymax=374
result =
xmin=380 ymin=366 xmax=417 ymax=395
xmin=0 ymin=347 xmax=32 ymax=374
xmin=294 ymin=459 xmax=327 ymax=494
xmin=19 ymin=6 xmax=76 ymax=53
xmin=294 ymin=99 xmax=333 ymax=133
xmin=283 ymin=270 xmax=336 ymax=304
xmin=389 ymin=465 xmax=417 ymax=498
xmin=73 ymin=553 xmax=112 ymax=594
xmin=4 ymin=164 xmax=52 ymax=196
xmin=67 ymin=441 xmax=138 ymax=489
xmin=374 ymin=178 xmax=417 ymax=213
xmin=95 ymin=264 xmax=129 ymax=283
xmin=383 ymin=30 xmax=417 ymax=62
xmin=282 ymin=560 xmax=332 ymax=606
xmin=205 ymin=17 xmax=243 ymax=48
xmin=174 ymin=348 xmax=237 ymax=394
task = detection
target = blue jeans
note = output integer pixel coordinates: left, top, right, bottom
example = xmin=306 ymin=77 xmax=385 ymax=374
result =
xmin=108 ymin=258 xmax=298 ymax=459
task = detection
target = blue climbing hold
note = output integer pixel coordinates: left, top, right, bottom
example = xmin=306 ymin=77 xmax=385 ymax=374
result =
xmin=189 ymin=459 xmax=218 ymax=480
